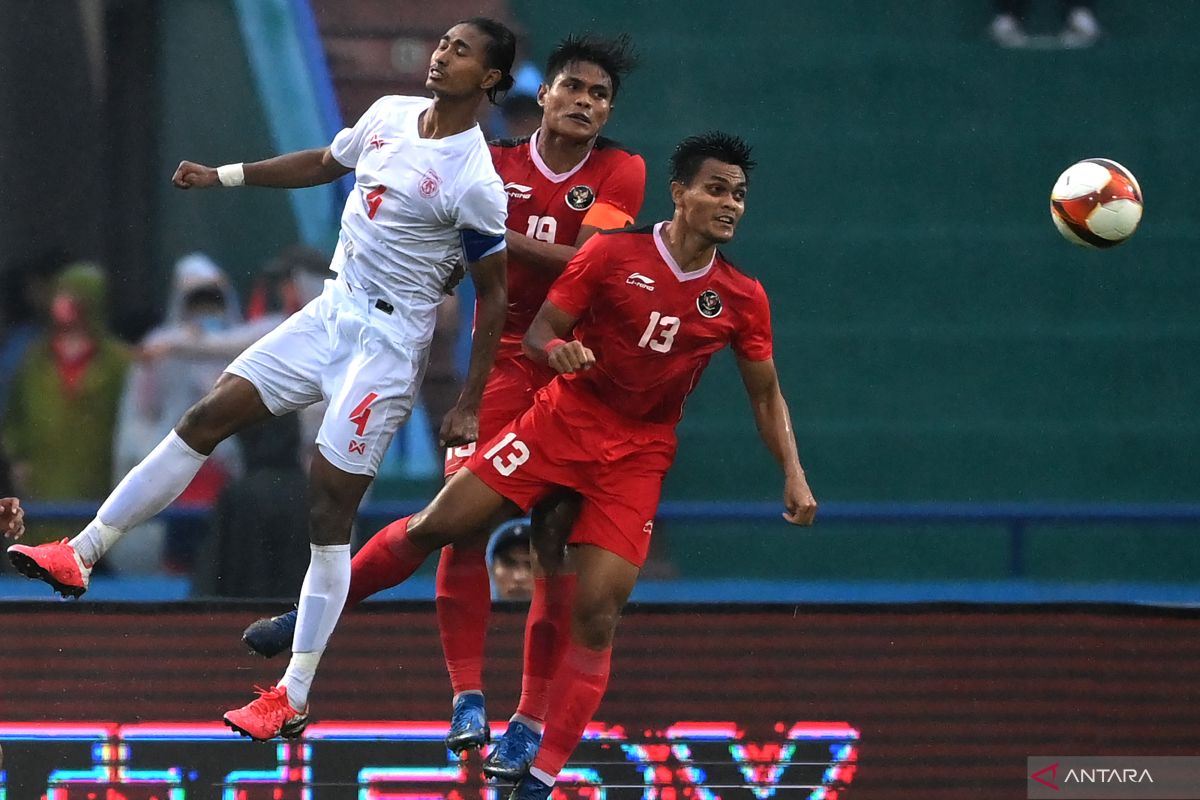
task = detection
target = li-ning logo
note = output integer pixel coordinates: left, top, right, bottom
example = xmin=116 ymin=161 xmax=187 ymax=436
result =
xmin=626 ymin=273 xmax=656 ymax=291
xmin=504 ymin=181 xmax=532 ymax=199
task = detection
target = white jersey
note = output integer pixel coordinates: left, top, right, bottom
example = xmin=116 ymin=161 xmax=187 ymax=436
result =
xmin=329 ymin=95 xmax=506 ymax=345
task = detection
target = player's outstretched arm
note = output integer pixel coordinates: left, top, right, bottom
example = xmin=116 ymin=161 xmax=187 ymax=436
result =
xmin=736 ymin=356 xmax=817 ymax=526
xmin=172 ymin=147 xmax=352 ymax=190
xmin=504 ymin=230 xmax=580 ymax=277
xmin=523 ymin=300 xmax=594 ymax=374
xmin=439 ymin=250 xmax=508 ymax=448
xmin=504 ymin=204 xmax=635 ymax=278
xmin=0 ymin=497 xmax=26 ymax=540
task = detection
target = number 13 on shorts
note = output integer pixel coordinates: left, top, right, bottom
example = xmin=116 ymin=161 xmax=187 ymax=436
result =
xmin=484 ymin=432 xmax=530 ymax=476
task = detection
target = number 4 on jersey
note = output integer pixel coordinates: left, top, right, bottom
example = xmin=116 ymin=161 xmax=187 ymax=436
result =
xmin=349 ymin=392 xmax=379 ymax=436
xmin=366 ymin=186 xmax=387 ymax=220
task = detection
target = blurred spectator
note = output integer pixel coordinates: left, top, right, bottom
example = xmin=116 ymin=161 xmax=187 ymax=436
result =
xmin=486 ymin=517 xmax=534 ymax=601
xmin=0 ymin=454 xmax=18 ymax=572
xmin=3 ymin=263 xmax=129 ymax=544
xmin=114 ymin=253 xmax=244 ymax=572
xmin=499 ymin=93 xmax=543 ymax=139
xmin=0 ymin=248 xmax=72 ymax=418
xmin=483 ymin=51 xmax=543 ymax=139
xmin=990 ymin=1 xmax=1101 ymax=48
xmin=191 ymin=413 xmax=310 ymax=598
xmin=140 ymin=244 xmax=332 ymax=467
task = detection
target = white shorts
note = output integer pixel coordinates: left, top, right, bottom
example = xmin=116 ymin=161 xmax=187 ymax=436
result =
xmin=226 ymin=277 xmax=430 ymax=476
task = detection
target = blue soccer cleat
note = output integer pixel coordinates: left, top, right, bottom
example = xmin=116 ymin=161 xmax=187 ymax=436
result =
xmin=483 ymin=719 xmax=542 ymax=781
xmin=242 ymin=608 xmax=298 ymax=658
xmin=446 ymin=693 xmax=491 ymax=752
xmin=506 ymin=774 xmax=554 ymax=800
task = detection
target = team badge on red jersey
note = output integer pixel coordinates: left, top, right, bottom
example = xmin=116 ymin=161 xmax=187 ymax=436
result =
xmin=697 ymin=289 xmax=723 ymax=318
xmin=566 ymin=184 xmax=596 ymax=210
xmin=419 ymin=169 xmax=441 ymax=199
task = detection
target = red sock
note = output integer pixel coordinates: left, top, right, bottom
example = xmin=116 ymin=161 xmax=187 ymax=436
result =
xmin=435 ymin=544 xmax=491 ymax=695
xmin=516 ymin=573 xmax=577 ymax=723
xmin=530 ymin=640 xmax=611 ymax=778
xmin=347 ymin=516 xmax=428 ymax=607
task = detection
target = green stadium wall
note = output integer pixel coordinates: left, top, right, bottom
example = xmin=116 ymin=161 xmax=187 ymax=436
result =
xmin=511 ymin=1 xmax=1200 ymax=581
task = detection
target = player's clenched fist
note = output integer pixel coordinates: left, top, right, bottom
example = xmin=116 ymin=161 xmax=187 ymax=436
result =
xmin=781 ymin=473 xmax=817 ymax=526
xmin=438 ymin=406 xmax=480 ymax=449
xmin=0 ymin=497 xmax=26 ymax=540
xmin=172 ymin=161 xmax=219 ymax=190
xmin=547 ymin=341 xmax=595 ymax=374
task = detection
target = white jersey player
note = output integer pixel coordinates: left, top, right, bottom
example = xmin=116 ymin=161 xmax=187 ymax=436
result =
xmin=8 ymin=16 xmax=519 ymax=742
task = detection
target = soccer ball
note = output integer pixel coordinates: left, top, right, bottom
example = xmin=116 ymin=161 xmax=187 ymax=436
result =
xmin=1049 ymin=158 xmax=1143 ymax=248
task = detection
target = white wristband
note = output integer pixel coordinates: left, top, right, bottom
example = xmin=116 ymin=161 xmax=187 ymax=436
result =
xmin=217 ymin=163 xmax=245 ymax=187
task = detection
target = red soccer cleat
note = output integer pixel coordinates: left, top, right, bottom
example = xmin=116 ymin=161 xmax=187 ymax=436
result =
xmin=7 ymin=539 xmax=91 ymax=598
xmin=223 ymin=685 xmax=309 ymax=741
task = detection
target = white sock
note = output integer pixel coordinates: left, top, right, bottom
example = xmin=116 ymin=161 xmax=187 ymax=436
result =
xmin=278 ymin=543 xmax=351 ymax=710
xmin=511 ymin=713 xmax=544 ymax=735
xmin=529 ymin=766 xmax=555 ymax=787
xmin=69 ymin=519 xmax=123 ymax=567
xmin=70 ymin=431 xmax=207 ymax=564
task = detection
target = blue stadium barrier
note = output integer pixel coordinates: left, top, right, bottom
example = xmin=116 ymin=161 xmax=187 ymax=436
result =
xmin=18 ymin=500 xmax=1200 ymax=581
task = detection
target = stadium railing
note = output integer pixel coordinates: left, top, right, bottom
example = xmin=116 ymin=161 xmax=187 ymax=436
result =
xmin=18 ymin=500 xmax=1200 ymax=580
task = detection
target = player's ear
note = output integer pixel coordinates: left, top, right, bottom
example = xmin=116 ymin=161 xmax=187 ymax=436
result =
xmin=670 ymin=180 xmax=687 ymax=208
xmin=536 ymin=83 xmax=548 ymax=106
xmin=480 ymin=67 xmax=502 ymax=92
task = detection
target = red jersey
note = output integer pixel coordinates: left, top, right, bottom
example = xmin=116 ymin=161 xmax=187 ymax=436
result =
xmin=547 ymin=222 xmax=773 ymax=426
xmin=489 ymin=130 xmax=645 ymax=357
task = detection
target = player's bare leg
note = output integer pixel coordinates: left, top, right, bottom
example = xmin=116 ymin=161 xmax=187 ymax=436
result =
xmin=510 ymin=544 xmax=637 ymax=798
xmin=224 ymin=450 xmax=372 ymax=740
xmin=8 ymin=374 xmax=270 ymax=597
xmin=485 ymin=489 xmax=580 ymax=780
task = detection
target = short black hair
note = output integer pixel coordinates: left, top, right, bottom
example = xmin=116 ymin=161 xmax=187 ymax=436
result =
xmin=459 ymin=17 xmax=517 ymax=104
xmin=545 ymin=33 xmax=637 ymax=100
xmin=669 ymin=131 xmax=756 ymax=186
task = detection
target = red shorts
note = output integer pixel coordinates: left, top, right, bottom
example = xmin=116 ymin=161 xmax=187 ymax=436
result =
xmin=465 ymin=379 xmax=677 ymax=567
xmin=444 ymin=352 xmax=556 ymax=477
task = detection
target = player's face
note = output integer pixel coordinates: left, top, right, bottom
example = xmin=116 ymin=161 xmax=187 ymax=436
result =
xmin=673 ymin=158 xmax=748 ymax=244
xmin=427 ymin=23 xmax=500 ymax=99
xmin=538 ymin=61 xmax=614 ymax=142
xmin=492 ymin=547 xmax=534 ymax=601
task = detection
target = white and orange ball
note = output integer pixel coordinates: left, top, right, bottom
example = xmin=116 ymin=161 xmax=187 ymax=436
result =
xmin=1049 ymin=158 xmax=1143 ymax=248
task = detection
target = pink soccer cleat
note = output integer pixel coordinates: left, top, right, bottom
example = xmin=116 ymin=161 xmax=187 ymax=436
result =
xmin=7 ymin=539 xmax=91 ymax=598
xmin=223 ymin=685 xmax=309 ymax=741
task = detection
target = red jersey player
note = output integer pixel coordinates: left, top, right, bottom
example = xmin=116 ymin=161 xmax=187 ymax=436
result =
xmin=283 ymin=131 xmax=817 ymax=799
xmin=239 ymin=35 xmax=645 ymax=770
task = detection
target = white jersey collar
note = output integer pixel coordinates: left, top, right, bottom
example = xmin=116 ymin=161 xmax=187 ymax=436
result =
xmin=653 ymin=221 xmax=715 ymax=282
xmin=529 ymin=127 xmax=593 ymax=183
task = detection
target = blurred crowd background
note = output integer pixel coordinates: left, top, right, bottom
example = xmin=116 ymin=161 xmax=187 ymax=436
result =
xmin=0 ymin=0 xmax=1198 ymax=599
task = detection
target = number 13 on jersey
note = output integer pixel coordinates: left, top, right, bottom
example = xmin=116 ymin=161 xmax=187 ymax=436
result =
xmin=484 ymin=432 xmax=529 ymax=476
xmin=638 ymin=311 xmax=680 ymax=353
